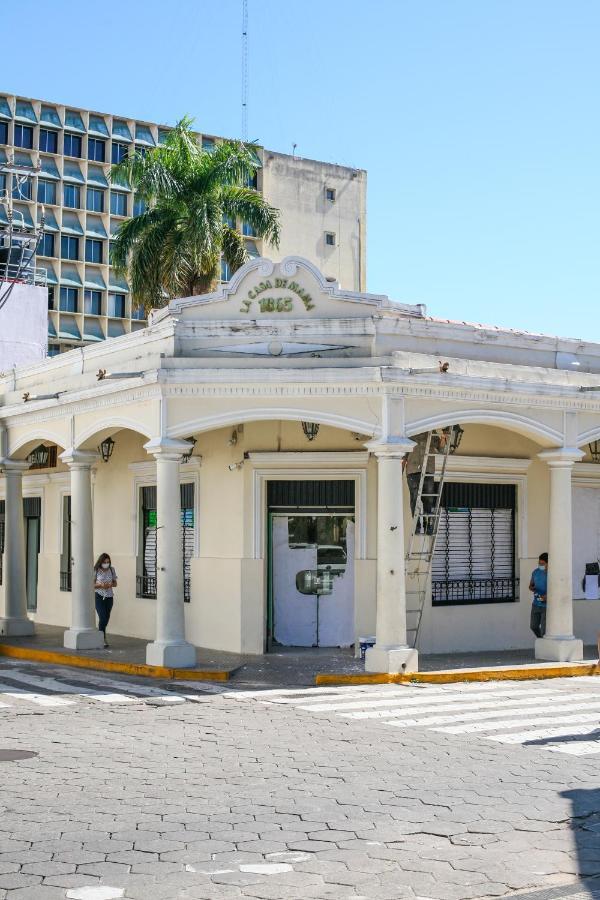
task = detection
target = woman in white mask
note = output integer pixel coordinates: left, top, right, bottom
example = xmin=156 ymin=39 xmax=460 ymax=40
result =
xmin=93 ymin=553 xmax=117 ymax=648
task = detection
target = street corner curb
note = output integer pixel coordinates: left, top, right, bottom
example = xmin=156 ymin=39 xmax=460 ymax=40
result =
xmin=315 ymin=660 xmax=600 ymax=686
xmin=0 ymin=642 xmax=232 ymax=681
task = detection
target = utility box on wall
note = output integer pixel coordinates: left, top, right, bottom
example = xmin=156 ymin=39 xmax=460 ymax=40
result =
xmin=0 ymin=283 xmax=48 ymax=371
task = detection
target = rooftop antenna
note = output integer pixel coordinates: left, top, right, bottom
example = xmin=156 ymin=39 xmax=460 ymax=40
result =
xmin=0 ymin=153 xmax=45 ymax=312
xmin=241 ymin=0 xmax=248 ymax=141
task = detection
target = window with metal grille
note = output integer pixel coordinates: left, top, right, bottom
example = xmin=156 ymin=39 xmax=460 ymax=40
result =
xmin=60 ymin=495 xmax=72 ymax=591
xmin=137 ymin=484 xmax=195 ymax=602
xmin=432 ymin=482 xmax=518 ymax=605
xmin=0 ymin=499 xmax=43 ymax=589
xmin=0 ymin=500 xmax=4 ymax=585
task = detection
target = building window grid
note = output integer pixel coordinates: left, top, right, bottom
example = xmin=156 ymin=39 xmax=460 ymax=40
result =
xmin=38 ymin=179 xmax=57 ymax=205
xmin=84 ymin=289 xmax=102 ymax=316
xmin=4 ymin=102 xmax=271 ymax=343
xmin=86 ymin=187 xmax=104 ymax=213
xmin=85 ymin=238 xmax=103 ymax=264
xmin=87 ymin=137 xmax=105 ymax=162
xmin=39 ymin=232 xmax=55 ymax=258
xmin=61 ymin=235 xmax=80 ymax=261
xmin=108 ymin=292 xmax=126 ymax=318
xmin=63 ymin=132 xmax=82 ymax=158
xmin=12 ymin=176 xmax=32 ymax=201
xmin=39 ymin=129 xmax=58 ymax=154
xmin=63 ymin=183 xmax=81 ymax=209
xmin=59 ymin=287 xmax=78 ymax=312
xmin=14 ymin=123 xmax=33 ymax=149
xmin=110 ymin=191 xmax=128 ymax=216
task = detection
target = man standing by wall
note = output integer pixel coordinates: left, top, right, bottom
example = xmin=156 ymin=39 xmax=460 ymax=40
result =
xmin=529 ymin=552 xmax=548 ymax=638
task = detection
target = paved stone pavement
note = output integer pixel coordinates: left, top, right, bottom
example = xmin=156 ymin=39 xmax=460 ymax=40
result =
xmin=1 ymin=660 xmax=600 ymax=900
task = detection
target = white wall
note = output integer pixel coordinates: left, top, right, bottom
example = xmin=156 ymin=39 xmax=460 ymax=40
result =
xmin=262 ymin=153 xmax=367 ymax=291
xmin=0 ymin=283 xmax=48 ymax=372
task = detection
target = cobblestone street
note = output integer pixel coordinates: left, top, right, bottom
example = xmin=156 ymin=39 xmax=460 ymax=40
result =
xmin=1 ymin=662 xmax=600 ymax=899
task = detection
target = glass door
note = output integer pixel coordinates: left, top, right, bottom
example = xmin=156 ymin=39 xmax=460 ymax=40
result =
xmin=270 ymin=513 xmax=355 ymax=648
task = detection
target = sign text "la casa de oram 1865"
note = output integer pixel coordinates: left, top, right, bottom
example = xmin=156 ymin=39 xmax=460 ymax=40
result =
xmin=240 ymin=279 xmax=315 ymax=314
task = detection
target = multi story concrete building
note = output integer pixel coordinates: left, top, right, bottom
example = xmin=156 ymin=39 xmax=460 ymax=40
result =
xmin=0 ymin=93 xmax=367 ymax=356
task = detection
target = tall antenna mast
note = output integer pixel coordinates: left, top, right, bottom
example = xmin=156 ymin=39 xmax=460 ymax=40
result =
xmin=241 ymin=0 xmax=248 ymax=141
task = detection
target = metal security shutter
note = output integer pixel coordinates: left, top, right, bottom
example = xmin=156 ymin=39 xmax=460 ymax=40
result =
xmin=432 ymin=482 xmax=518 ymax=605
xmin=137 ymin=484 xmax=195 ymax=602
xmin=0 ymin=500 xmax=4 ymax=585
xmin=60 ymin=496 xmax=72 ymax=591
xmin=139 ymin=486 xmax=157 ymax=598
xmin=267 ymin=480 xmax=355 ymax=510
xmin=23 ymin=497 xmax=41 ymax=517
xmin=180 ymin=483 xmax=194 ymax=603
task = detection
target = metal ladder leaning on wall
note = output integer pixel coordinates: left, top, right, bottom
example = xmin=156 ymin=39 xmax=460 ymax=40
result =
xmin=405 ymin=429 xmax=455 ymax=648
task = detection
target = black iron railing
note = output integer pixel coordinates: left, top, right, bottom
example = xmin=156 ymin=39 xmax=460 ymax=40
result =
xmin=137 ymin=575 xmax=156 ymax=599
xmin=432 ymin=577 xmax=519 ymax=606
xmin=60 ymin=570 xmax=72 ymax=592
xmin=137 ymin=575 xmax=191 ymax=603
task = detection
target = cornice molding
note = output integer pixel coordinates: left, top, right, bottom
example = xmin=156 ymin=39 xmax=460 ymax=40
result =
xmin=435 ymin=455 xmax=532 ymax=477
xmin=246 ymin=451 xmax=370 ymax=468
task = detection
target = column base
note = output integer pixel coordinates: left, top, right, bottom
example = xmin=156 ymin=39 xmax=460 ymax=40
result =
xmin=146 ymin=640 xmax=197 ymax=668
xmin=535 ymin=636 xmax=584 ymax=662
xmin=64 ymin=628 xmax=104 ymax=651
xmin=365 ymin=645 xmax=419 ymax=674
xmin=0 ymin=617 xmax=35 ymax=637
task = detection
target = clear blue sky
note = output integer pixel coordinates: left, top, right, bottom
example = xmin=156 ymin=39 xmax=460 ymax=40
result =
xmin=3 ymin=0 xmax=599 ymax=339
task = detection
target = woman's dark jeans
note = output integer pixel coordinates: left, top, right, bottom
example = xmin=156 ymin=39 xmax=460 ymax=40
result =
xmin=95 ymin=593 xmax=113 ymax=635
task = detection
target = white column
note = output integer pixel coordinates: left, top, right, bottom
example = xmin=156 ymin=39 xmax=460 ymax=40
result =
xmin=60 ymin=449 xmax=104 ymax=650
xmin=0 ymin=460 xmax=34 ymax=636
xmin=535 ymin=447 xmax=584 ymax=662
xmin=365 ymin=438 xmax=418 ymax=674
xmin=144 ymin=438 xmax=196 ymax=668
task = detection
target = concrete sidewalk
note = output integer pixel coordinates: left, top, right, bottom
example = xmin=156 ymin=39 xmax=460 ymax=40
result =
xmin=0 ymin=624 xmax=598 ymax=686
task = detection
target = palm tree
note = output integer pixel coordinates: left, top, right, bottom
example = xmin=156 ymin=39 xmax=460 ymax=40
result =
xmin=109 ymin=117 xmax=280 ymax=310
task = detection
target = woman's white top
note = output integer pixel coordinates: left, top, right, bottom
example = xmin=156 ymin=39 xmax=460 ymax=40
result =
xmin=94 ymin=566 xmax=117 ymax=599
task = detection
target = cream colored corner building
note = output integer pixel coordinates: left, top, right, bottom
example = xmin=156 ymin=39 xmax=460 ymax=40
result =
xmin=1 ymin=257 xmax=599 ymax=671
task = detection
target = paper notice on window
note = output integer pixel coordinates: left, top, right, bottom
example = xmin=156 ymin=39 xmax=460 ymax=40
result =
xmin=584 ymin=575 xmax=600 ymax=600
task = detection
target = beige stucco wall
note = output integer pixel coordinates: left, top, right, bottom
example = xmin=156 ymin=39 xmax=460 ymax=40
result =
xmin=2 ymin=420 xmax=599 ymax=656
xmin=262 ymin=152 xmax=367 ymax=292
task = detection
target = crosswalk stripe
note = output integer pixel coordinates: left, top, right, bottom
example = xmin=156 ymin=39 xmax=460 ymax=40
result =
xmin=263 ymin=688 xmax=412 ymax=705
xmin=342 ymin=693 xmax=597 ymax=721
xmin=0 ymin=684 xmax=74 ymax=707
xmin=385 ymin=701 xmax=600 ymax=730
xmin=296 ymin=687 xmax=560 ymax=713
xmin=0 ymin=670 xmax=137 ymax=703
xmin=434 ymin=701 xmax=600 ymax=733
xmin=547 ymin=741 xmax=600 ymax=756
xmin=489 ymin=719 xmax=600 ymax=744
xmin=50 ymin=670 xmax=187 ymax=702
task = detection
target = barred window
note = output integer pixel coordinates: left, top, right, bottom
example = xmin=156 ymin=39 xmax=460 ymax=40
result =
xmin=432 ymin=482 xmax=518 ymax=605
xmin=137 ymin=484 xmax=194 ymax=602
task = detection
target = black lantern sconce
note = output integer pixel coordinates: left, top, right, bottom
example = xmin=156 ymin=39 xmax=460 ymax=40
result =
xmin=588 ymin=440 xmax=600 ymax=464
xmin=181 ymin=437 xmax=197 ymax=464
xmin=301 ymin=421 xmax=320 ymax=442
xmin=449 ymin=424 xmax=464 ymax=455
xmin=98 ymin=436 xmax=116 ymax=463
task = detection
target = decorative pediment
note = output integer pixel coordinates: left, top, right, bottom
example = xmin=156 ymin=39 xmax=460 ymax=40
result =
xmin=153 ymin=257 xmax=425 ymax=323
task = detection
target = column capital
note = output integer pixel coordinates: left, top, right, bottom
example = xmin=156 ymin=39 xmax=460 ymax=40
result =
xmin=0 ymin=459 xmax=31 ymax=474
xmin=144 ymin=437 xmax=193 ymax=461
xmin=59 ymin=448 xmax=100 ymax=469
xmin=538 ymin=447 xmax=584 ymax=467
xmin=366 ymin=436 xmax=416 ymax=458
